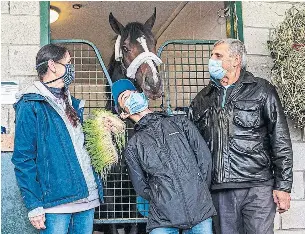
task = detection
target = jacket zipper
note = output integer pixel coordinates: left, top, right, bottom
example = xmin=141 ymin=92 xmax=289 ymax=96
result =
xmin=216 ymin=84 xmax=244 ymax=183
xmin=152 ymin=126 xmax=192 ymax=227
xmin=217 ymin=111 xmax=224 ymax=182
xmin=52 ymin=114 xmax=88 ymax=197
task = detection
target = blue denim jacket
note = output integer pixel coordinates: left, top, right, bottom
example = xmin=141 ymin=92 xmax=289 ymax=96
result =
xmin=12 ymin=92 xmax=103 ymax=211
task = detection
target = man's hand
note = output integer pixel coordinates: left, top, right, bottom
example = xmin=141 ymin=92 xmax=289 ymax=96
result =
xmin=273 ymin=190 xmax=291 ymax=213
xmin=29 ymin=214 xmax=46 ymax=230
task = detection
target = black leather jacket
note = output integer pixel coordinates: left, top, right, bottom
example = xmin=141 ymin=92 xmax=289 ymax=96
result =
xmin=124 ymin=113 xmax=216 ymax=232
xmin=190 ymin=70 xmax=293 ymax=192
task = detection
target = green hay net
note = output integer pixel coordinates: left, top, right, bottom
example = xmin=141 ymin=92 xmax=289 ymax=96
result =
xmin=268 ymin=4 xmax=305 ymax=128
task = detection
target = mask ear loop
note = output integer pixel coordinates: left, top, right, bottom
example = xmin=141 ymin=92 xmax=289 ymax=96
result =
xmin=118 ymin=104 xmax=131 ymax=119
xmin=44 ymin=76 xmax=62 ymax=85
xmin=44 ymin=62 xmax=67 ymax=85
xmin=35 ymin=60 xmax=49 ymax=70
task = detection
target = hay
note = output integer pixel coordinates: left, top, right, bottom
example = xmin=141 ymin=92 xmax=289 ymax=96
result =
xmin=268 ymin=4 xmax=305 ymax=128
xmin=83 ymin=109 xmax=126 ymax=179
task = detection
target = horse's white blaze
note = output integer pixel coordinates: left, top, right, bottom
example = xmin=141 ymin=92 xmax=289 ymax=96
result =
xmin=136 ymin=37 xmax=160 ymax=83
xmin=114 ymin=35 xmax=163 ymax=82
xmin=126 ymin=52 xmax=162 ymax=80
xmin=136 ymin=36 xmax=149 ymax=53
xmin=145 ymin=60 xmax=159 ymax=84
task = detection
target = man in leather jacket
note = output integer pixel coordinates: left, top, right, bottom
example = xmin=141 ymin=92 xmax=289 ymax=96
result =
xmin=111 ymin=79 xmax=216 ymax=234
xmin=190 ymin=39 xmax=293 ymax=234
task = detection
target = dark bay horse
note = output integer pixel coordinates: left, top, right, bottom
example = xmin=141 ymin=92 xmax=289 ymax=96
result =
xmin=108 ymin=8 xmax=163 ymax=100
xmin=101 ymin=10 xmax=162 ymax=234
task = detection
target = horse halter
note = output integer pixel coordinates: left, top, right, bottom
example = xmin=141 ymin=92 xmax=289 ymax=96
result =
xmin=114 ymin=35 xmax=162 ymax=82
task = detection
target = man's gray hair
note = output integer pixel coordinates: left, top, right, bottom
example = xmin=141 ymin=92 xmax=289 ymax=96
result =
xmin=214 ymin=38 xmax=247 ymax=68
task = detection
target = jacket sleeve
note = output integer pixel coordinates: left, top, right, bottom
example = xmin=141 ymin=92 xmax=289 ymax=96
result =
xmin=124 ymin=145 xmax=151 ymax=200
xmin=264 ymin=85 xmax=293 ymax=192
xmin=11 ymin=100 xmax=43 ymax=211
xmin=181 ymin=117 xmax=213 ymax=186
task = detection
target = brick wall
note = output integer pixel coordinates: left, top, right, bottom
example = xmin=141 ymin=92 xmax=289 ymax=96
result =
xmin=242 ymin=2 xmax=305 ymax=233
xmin=1 ymin=1 xmax=40 ymax=135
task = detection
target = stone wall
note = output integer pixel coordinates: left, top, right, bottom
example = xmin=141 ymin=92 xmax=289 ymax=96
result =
xmin=242 ymin=2 xmax=305 ymax=233
xmin=1 ymin=1 xmax=40 ymax=135
xmin=1 ymin=2 xmax=40 ymax=233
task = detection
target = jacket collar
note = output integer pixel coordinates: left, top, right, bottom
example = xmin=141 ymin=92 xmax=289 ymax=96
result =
xmin=207 ymin=69 xmax=256 ymax=95
xmin=134 ymin=112 xmax=168 ymax=131
xmin=238 ymin=69 xmax=256 ymax=84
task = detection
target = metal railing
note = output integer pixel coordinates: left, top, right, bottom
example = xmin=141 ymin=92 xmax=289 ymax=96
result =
xmin=51 ymin=39 xmax=216 ymax=224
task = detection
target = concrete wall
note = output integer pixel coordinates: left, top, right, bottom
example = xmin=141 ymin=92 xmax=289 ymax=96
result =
xmin=242 ymin=2 xmax=305 ymax=233
xmin=1 ymin=2 xmax=40 ymax=233
xmin=1 ymin=1 xmax=40 ymax=135
xmin=1 ymin=153 xmax=38 ymax=234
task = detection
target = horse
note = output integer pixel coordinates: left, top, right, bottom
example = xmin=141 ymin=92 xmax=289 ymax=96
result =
xmin=101 ymin=9 xmax=162 ymax=234
xmin=108 ymin=8 xmax=163 ymax=100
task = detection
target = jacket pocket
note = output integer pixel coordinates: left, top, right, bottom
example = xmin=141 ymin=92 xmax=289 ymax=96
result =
xmin=44 ymin=159 xmax=50 ymax=195
xmin=150 ymin=202 xmax=171 ymax=223
xmin=229 ymin=138 xmax=270 ymax=175
xmin=233 ymin=101 xmax=260 ymax=128
xmin=150 ymin=176 xmax=174 ymax=202
xmin=198 ymin=109 xmax=209 ymax=126
xmin=197 ymin=172 xmax=209 ymax=199
xmin=41 ymin=142 xmax=50 ymax=196
xmin=150 ymin=178 xmax=160 ymax=201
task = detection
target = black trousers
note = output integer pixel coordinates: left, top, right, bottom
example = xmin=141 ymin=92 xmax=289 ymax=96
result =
xmin=212 ymin=186 xmax=276 ymax=234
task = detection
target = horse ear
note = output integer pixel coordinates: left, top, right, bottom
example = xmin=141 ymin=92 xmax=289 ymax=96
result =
xmin=144 ymin=7 xmax=156 ymax=30
xmin=109 ymin=12 xmax=124 ymax=35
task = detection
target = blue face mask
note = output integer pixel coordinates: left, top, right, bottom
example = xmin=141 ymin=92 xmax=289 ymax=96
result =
xmin=124 ymin=92 xmax=149 ymax=115
xmin=208 ymin=59 xmax=227 ymax=80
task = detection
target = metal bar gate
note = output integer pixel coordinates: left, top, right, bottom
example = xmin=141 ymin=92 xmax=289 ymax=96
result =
xmin=51 ymin=39 xmax=216 ymax=225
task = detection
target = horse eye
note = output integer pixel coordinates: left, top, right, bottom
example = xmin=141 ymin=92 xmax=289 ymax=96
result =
xmin=122 ymin=46 xmax=129 ymax=53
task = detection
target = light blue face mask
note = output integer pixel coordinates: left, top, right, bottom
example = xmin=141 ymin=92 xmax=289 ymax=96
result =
xmin=208 ymin=59 xmax=227 ymax=80
xmin=124 ymin=92 xmax=149 ymax=115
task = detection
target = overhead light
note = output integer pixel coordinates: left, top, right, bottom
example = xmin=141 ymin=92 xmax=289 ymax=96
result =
xmin=50 ymin=6 xmax=60 ymax=24
xmin=72 ymin=4 xmax=82 ymax=9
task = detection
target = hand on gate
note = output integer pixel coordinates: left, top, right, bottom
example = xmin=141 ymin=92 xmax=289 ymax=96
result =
xmin=29 ymin=214 xmax=46 ymax=230
xmin=273 ymin=190 xmax=291 ymax=213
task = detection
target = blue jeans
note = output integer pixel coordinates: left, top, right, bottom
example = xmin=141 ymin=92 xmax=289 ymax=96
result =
xmin=40 ymin=209 xmax=95 ymax=234
xmin=150 ymin=218 xmax=213 ymax=234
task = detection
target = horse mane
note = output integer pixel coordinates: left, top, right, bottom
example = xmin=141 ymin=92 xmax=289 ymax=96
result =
xmin=107 ymin=52 xmax=123 ymax=82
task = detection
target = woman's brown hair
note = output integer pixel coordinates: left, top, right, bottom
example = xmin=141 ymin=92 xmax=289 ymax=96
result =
xmin=36 ymin=44 xmax=79 ymax=127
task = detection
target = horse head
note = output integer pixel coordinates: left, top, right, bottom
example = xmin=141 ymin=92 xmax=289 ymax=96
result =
xmin=108 ymin=8 xmax=163 ymax=100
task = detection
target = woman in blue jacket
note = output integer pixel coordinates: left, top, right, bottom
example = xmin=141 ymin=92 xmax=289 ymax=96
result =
xmin=12 ymin=44 xmax=103 ymax=234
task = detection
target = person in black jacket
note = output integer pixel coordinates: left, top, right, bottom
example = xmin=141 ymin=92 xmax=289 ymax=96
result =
xmin=190 ymin=38 xmax=293 ymax=234
xmin=111 ymin=79 xmax=216 ymax=234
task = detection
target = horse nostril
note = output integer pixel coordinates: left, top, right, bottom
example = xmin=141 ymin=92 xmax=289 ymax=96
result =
xmin=143 ymin=76 xmax=151 ymax=90
xmin=144 ymin=84 xmax=151 ymax=91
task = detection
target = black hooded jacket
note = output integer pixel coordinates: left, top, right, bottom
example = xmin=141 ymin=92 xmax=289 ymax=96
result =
xmin=190 ymin=70 xmax=293 ymax=192
xmin=124 ymin=112 xmax=216 ymax=232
